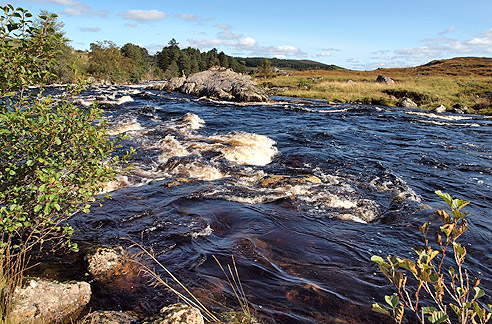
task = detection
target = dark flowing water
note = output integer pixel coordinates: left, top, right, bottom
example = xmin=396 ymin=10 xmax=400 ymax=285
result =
xmin=66 ymin=85 xmax=492 ymax=323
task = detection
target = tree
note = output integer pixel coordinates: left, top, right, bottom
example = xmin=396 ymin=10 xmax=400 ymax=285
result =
xmin=0 ymin=4 xmax=125 ymax=305
xmin=121 ymin=43 xmax=150 ymax=82
xmin=88 ymin=40 xmax=128 ymax=83
xmin=258 ymin=58 xmax=272 ymax=78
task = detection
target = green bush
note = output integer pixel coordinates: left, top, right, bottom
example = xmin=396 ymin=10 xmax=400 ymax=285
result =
xmin=372 ymin=191 xmax=492 ymax=324
xmin=0 ymin=4 xmax=125 ymax=266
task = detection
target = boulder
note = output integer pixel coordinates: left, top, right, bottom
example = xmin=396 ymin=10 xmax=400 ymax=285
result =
xmin=398 ymin=97 xmax=418 ymax=108
xmin=85 ymin=245 xmax=127 ymax=282
xmin=142 ymin=303 xmax=204 ymax=324
xmin=10 ymin=278 xmax=91 ymax=324
xmin=434 ymin=105 xmax=447 ymax=113
xmin=147 ymin=67 xmax=269 ymax=102
xmin=79 ymin=310 xmax=139 ymax=324
xmin=376 ymin=75 xmax=395 ymax=84
xmin=164 ymin=76 xmax=186 ymax=91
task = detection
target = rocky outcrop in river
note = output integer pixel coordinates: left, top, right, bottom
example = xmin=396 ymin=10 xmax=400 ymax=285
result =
xmin=147 ymin=67 xmax=269 ymax=102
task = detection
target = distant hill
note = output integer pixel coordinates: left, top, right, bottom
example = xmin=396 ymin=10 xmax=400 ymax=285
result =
xmin=380 ymin=57 xmax=492 ymax=77
xmin=236 ymin=57 xmax=345 ymax=72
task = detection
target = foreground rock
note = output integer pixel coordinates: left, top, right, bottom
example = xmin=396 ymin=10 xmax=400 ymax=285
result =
xmin=142 ymin=303 xmax=204 ymax=324
xmin=79 ymin=310 xmax=138 ymax=324
xmin=11 ymin=278 xmax=91 ymax=324
xmin=147 ymin=67 xmax=269 ymax=102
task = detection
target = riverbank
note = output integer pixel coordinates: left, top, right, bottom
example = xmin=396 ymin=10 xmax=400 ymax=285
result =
xmin=257 ymin=57 xmax=492 ymax=115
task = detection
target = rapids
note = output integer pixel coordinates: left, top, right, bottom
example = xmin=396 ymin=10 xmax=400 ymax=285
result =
xmin=65 ymin=85 xmax=492 ymax=323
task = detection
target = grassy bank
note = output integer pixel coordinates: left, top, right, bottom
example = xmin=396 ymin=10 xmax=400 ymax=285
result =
xmin=257 ymin=57 xmax=492 ymax=115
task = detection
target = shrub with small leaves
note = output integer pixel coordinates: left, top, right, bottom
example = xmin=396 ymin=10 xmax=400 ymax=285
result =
xmin=0 ymin=5 xmax=126 ymax=261
xmin=372 ymin=191 xmax=492 ymax=324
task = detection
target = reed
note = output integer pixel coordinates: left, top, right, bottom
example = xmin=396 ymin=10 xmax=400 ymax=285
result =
xmin=127 ymin=239 xmax=258 ymax=323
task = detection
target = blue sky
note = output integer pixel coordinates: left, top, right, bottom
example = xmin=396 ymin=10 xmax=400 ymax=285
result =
xmin=5 ymin=0 xmax=492 ymax=70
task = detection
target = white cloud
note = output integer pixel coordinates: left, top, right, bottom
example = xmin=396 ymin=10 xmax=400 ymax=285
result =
xmin=124 ymin=23 xmax=137 ymax=28
xmin=312 ymin=51 xmax=332 ymax=58
xmin=119 ymin=9 xmax=167 ymax=22
xmin=80 ymin=27 xmax=100 ymax=32
xmin=237 ymin=37 xmax=256 ymax=47
xmin=187 ymin=36 xmax=306 ymax=58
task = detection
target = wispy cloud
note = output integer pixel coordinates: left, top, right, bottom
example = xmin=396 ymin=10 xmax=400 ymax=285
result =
xmin=175 ymin=14 xmax=214 ymax=23
xmin=80 ymin=27 xmax=100 ymax=32
xmin=23 ymin=0 xmax=108 ymax=17
xmin=215 ymin=24 xmax=243 ymax=40
xmin=119 ymin=9 xmax=167 ymax=22
xmin=438 ymin=25 xmax=459 ymax=35
xmin=352 ymin=27 xmax=492 ymax=70
xmin=124 ymin=23 xmax=137 ymax=28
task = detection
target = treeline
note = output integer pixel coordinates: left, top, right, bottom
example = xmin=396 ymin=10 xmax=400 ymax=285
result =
xmin=240 ymin=57 xmax=343 ymax=71
xmin=50 ymin=38 xmax=247 ymax=84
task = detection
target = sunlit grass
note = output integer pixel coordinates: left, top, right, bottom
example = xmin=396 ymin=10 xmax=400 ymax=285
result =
xmin=258 ymin=62 xmax=492 ymax=115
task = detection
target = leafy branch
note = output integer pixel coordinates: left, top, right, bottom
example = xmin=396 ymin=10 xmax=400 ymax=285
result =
xmin=372 ymin=191 xmax=492 ymax=324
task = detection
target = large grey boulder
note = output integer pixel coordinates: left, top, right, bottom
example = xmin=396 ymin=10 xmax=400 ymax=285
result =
xmin=376 ymin=74 xmax=395 ymax=84
xmin=147 ymin=67 xmax=269 ymax=102
xmin=142 ymin=303 xmax=204 ymax=324
xmin=398 ymin=97 xmax=418 ymax=108
xmin=10 ymin=278 xmax=91 ymax=324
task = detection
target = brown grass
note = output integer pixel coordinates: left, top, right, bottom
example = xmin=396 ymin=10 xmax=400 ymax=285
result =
xmin=259 ymin=57 xmax=492 ymax=114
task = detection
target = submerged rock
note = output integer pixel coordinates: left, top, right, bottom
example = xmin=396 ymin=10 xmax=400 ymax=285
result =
xmin=79 ymin=310 xmax=139 ymax=324
xmin=85 ymin=245 xmax=128 ymax=282
xmin=398 ymin=97 xmax=418 ymax=108
xmin=376 ymin=74 xmax=395 ymax=84
xmin=142 ymin=303 xmax=204 ymax=324
xmin=258 ymin=174 xmax=322 ymax=188
xmin=11 ymin=278 xmax=91 ymax=324
xmin=147 ymin=67 xmax=269 ymax=102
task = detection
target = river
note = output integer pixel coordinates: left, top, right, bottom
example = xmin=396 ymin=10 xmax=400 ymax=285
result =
xmin=66 ymin=85 xmax=492 ymax=323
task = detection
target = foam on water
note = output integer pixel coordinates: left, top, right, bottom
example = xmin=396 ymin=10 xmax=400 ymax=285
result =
xmin=181 ymin=112 xmax=205 ymax=130
xmin=208 ymin=131 xmax=278 ymax=166
xmin=157 ymin=135 xmax=191 ymax=163
xmin=107 ymin=119 xmax=144 ymax=135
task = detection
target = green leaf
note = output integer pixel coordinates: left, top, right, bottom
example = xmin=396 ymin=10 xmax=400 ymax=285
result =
xmin=371 ymin=255 xmax=386 ymax=265
xmin=435 ymin=190 xmax=453 ymax=207
xmin=422 ymin=307 xmax=438 ymax=314
xmin=428 ymin=311 xmax=449 ymax=324
xmin=474 ymin=287 xmax=485 ymax=299
xmin=385 ymin=294 xmax=399 ymax=309
xmin=449 ymin=303 xmax=460 ymax=316
xmin=55 ymin=136 xmax=61 ymax=145
xmin=372 ymin=303 xmax=391 ymax=317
